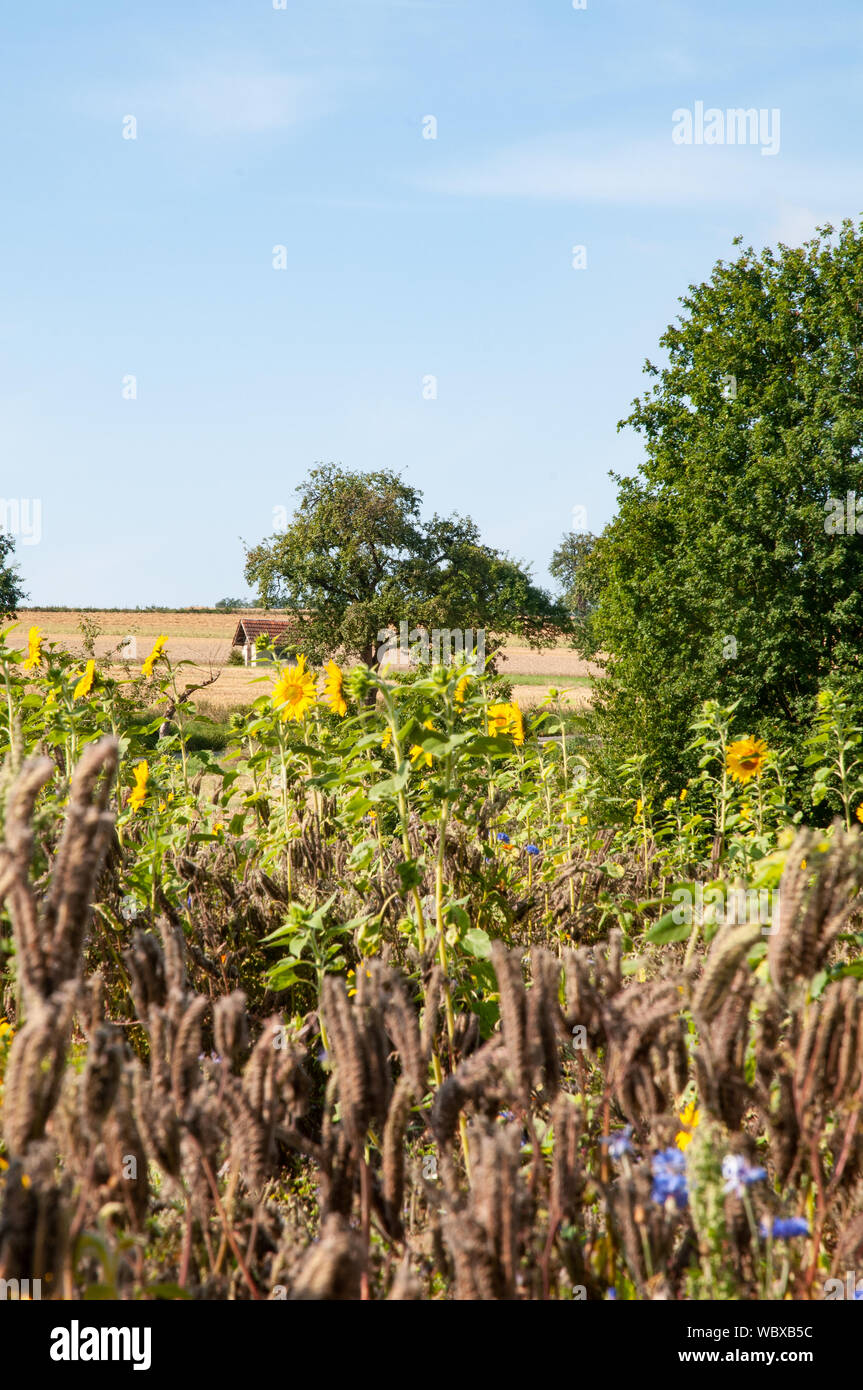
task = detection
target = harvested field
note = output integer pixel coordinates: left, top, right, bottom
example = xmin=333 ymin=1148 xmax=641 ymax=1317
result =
xmin=8 ymin=610 xmax=600 ymax=709
xmin=7 ymin=608 xmax=258 ymax=665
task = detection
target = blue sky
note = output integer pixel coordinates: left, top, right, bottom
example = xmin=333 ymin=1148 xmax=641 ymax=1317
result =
xmin=4 ymin=0 xmax=863 ymax=606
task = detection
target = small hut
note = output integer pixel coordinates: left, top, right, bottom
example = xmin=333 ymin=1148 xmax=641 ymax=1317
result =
xmin=231 ymin=617 xmax=298 ymax=667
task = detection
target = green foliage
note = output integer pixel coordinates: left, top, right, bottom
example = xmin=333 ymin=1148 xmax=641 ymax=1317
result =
xmin=549 ymin=530 xmax=598 ymax=648
xmin=243 ymin=463 xmax=569 ymax=668
xmin=0 ymin=535 xmax=26 ymax=618
xmin=262 ymin=894 xmax=352 ymax=1001
xmin=584 ymin=219 xmax=863 ymax=784
xmin=0 ymin=624 xmax=859 ymax=1302
xmin=805 ymin=686 xmax=863 ymax=829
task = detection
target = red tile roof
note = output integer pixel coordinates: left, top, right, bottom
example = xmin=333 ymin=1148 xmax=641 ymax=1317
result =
xmin=232 ymin=617 xmax=302 ymax=645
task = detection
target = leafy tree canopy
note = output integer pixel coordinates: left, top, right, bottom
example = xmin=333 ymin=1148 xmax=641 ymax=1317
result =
xmin=0 ymin=534 xmax=26 ymax=618
xmin=244 ymin=463 xmax=568 ymax=667
xmin=549 ymin=531 xmax=598 ymax=645
xmin=582 ymin=220 xmax=863 ymax=782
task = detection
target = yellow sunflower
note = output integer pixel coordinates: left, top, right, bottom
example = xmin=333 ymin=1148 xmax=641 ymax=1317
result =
xmin=454 ymin=672 xmax=471 ymax=705
xmin=675 ymin=1100 xmax=701 ymax=1151
xmin=856 ymin=804 xmax=863 ymax=825
xmin=410 ymin=718 xmax=436 ymax=768
xmin=128 ymin=761 xmax=150 ymax=812
xmin=488 ymin=702 xmax=525 ymax=746
xmin=322 ymin=660 xmax=347 ymax=717
xmin=272 ymin=654 xmax=317 ymax=722
xmin=510 ymin=704 xmax=525 ymax=746
xmin=726 ymin=736 xmax=768 ymax=784
xmin=22 ymin=625 xmax=42 ymax=672
xmin=141 ymin=635 xmax=169 ymax=677
xmin=73 ymin=659 xmax=95 ymax=700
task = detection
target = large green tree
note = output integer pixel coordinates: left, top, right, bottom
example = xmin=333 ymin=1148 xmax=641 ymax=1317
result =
xmin=583 ymin=220 xmax=863 ymax=781
xmin=549 ymin=531 xmax=598 ymax=647
xmin=0 ymin=534 xmax=26 ymax=617
xmin=244 ymin=464 xmax=568 ymax=668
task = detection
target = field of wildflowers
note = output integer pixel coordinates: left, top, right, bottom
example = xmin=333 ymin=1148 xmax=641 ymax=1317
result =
xmin=0 ymin=623 xmax=861 ymax=1301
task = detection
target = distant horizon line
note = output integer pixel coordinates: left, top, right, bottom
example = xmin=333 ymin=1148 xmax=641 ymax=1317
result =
xmin=11 ymin=604 xmax=279 ymax=615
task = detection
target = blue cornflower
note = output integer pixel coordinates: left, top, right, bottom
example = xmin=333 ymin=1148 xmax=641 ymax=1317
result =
xmin=722 ymin=1154 xmax=767 ymax=1198
xmin=606 ymin=1288 xmax=617 ymax=1301
xmin=854 ymin=1289 xmax=863 ymax=1301
xmin=761 ymin=1217 xmax=810 ymax=1240
xmin=600 ymin=1125 xmax=634 ymax=1160
xmin=496 ymin=832 xmax=510 ymax=844
xmin=525 ymin=843 xmax=540 ymax=856
xmin=498 ymin=1109 xmax=515 ymax=1122
xmin=651 ymin=1147 xmax=689 ymax=1209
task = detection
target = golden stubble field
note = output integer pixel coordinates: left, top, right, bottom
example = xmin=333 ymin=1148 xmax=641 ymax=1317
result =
xmin=8 ymin=610 xmax=600 ymax=710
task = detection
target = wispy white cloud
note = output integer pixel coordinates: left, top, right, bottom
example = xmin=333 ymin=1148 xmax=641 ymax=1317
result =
xmin=415 ymin=132 xmax=863 ymax=226
xmin=75 ymin=64 xmax=338 ymax=138
xmin=143 ymin=69 xmax=330 ymax=136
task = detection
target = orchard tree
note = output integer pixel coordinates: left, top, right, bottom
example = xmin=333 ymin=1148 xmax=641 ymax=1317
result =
xmin=244 ymin=464 xmax=568 ymax=669
xmin=0 ymin=534 xmax=26 ymax=617
xmin=583 ymin=219 xmax=863 ymax=780
xmin=549 ymin=531 xmax=598 ymax=644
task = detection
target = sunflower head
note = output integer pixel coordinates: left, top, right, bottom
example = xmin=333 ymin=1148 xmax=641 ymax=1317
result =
xmin=128 ymin=760 xmax=150 ymax=812
xmin=675 ymin=1100 xmax=700 ymax=1151
xmin=488 ymin=701 xmax=525 ymax=746
xmin=454 ymin=672 xmax=471 ymax=705
xmin=410 ymin=718 xmax=436 ymax=767
xmin=322 ymin=660 xmax=347 ymax=717
xmin=22 ymin=625 xmax=42 ymax=672
xmin=141 ymin=635 xmax=169 ymax=677
xmin=726 ymin=736 xmax=768 ymax=784
xmin=510 ymin=704 xmax=525 ymax=746
xmin=73 ymin=659 xmax=96 ymax=701
xmin=272 ymin=655 xmax=317 ymax=722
